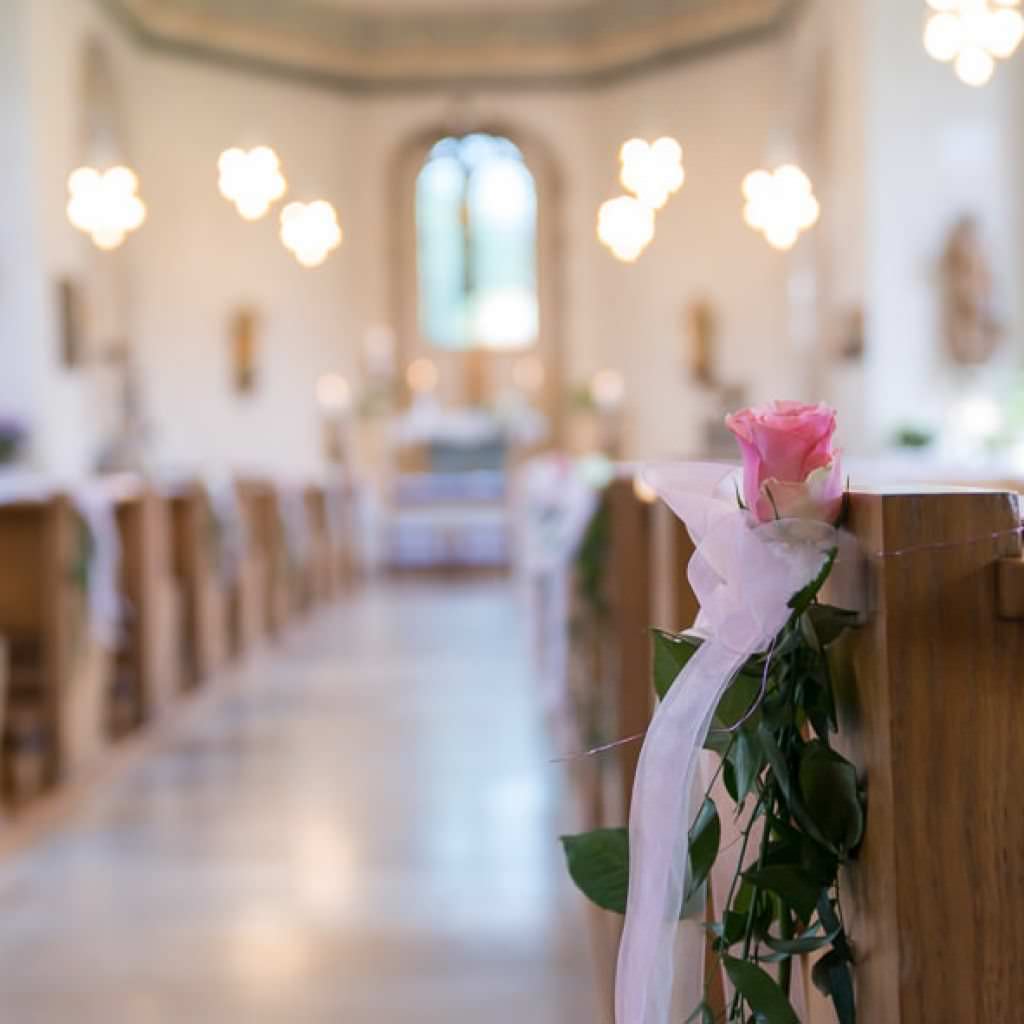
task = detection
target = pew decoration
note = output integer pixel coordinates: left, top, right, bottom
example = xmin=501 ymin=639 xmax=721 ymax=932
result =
xmin=561 ymin=402 xmax=865 ymax=1024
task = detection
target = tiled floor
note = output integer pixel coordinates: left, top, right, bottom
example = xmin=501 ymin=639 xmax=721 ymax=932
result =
xmin=0 ymin=580 xmax=596 ymax=1023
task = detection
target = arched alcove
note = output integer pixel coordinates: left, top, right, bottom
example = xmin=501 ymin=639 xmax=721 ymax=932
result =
xmin=389 ymin=119 xmax=565 ymax=443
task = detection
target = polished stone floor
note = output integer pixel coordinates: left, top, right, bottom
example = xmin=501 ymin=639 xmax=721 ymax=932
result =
xmin=0 ymin=580 xmax=596 ymax=1023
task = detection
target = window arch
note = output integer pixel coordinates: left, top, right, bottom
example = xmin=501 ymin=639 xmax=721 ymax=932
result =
xmin=415 ymin=133 xmax=538 ymax=351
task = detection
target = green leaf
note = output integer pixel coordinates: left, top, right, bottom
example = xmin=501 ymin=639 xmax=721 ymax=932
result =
xmin=686 ymin=798 xmax=721 ymax=904
xmin=732 ymin=729 xmax=763 ymax=802
xmin=787 ymin=547 xmax=838 ymax=616
xmin=722 ymin=956 xmax=800 ymax=1024
xmin=799 ymin=742 xmax=865 ymax=854
xmin=812 ymin=949 xmax=857 ymax=1024
xmin=652 ymin=629 xmax=701 ymax=700
xmin=742 ymin=865 xmax=822 ymax=921
xmin=684 ymin=1002 xmax=716 ymax=1024
xmin=806 ymin=603 xmax=859 ymax=647
xmin=760 ymin=921 xmax=841 ymax=957
xmin=706 ymin=909 xmax=750 ymax=950
xmin=560 ymin=828 xmax=628 ymax=914
xmin=757 ymin=725 xmax=836 ymax=853
xmin=715 ymin=670 xmax=764 ymax=732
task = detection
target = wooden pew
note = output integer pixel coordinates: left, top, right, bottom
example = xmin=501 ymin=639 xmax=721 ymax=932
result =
xmin=607 ymin=477 xmax=657 ymax=819
xmin=227 ymin=480 xmax=269 ymax=658
xmin=326 ymin=477 xmax=358 ymax=591
xmin=0 ymin=496 xmax=110 ymax=803
xmin=108 ymin=481 xmax=182 ymax=735
xmin=305 ymin=484 xmax=337 ymax=603
xmin=814 ymin=485 xmax=1024 ymax=1022
xmin=239 ymin=480 xmax=291 ymax=638
xmin=168 ymin=482 xmax=229 ymax=687
xmin=562 ymin=476 xmax=657 ymax=1021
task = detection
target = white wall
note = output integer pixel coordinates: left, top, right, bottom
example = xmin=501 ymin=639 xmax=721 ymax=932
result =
xmin=11 ymin=0 xmax=1023 ymax=474
xmin=17 ymin=0 xmax=141 ymax=474
xmin=124 ymin=53 xmax=363 ymax=479
xmin=860 ymin=0 xmax=1021 ymax=447
xmin=0 ymin=0 xmax=46 ymax=439
xmin=5 ymin=0 xmax=364 ymax=480
xmin=354 ymin=41 xmax=793 ymax=462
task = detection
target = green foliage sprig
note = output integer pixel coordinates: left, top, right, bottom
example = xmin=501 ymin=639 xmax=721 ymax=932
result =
xmin=562 ymin=560 xmax=864 ymax=1024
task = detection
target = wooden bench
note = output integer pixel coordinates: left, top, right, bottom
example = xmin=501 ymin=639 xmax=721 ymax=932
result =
xmin=239 ymin=480 xmax=292 ymax=638
xmin=226 ymin=479 xmax=268 ymax=658
xmin=168 ymin=482 xmax=229 ymax=687
xmin=811 ymin=485 xmax=1024 ymax=1022
xmin=0 ymin=496 xmax=111 ymax=803
xmin=107 ymin=480 xmax=183 ymax=736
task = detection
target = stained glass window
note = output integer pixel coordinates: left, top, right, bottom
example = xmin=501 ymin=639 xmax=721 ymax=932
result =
xmin=416 ymin=133 xmax=538 ymax=351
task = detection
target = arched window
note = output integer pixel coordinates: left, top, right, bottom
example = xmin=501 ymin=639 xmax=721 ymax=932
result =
xmin=415 ymin=133 xmax=538 ymax=351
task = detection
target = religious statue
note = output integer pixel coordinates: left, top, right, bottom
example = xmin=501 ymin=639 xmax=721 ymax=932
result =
xmin=684 ymin=298 xmax=716 ymax=387
xmin=941 ymin=215 xmax=1004 ymax=366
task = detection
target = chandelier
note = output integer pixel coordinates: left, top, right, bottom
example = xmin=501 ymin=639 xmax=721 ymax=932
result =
xmin=619 ymin=137 xmax=685 ymax=211
xmin=741 ymin=164 xmax=820 ymax=251
xmin=597 ymin=136 xmax=684 ymax=262
xmin=597 ymin=196 xmax=656 ymax=263
xmin=66 ymin=165 xmax=147 ymax=250
xmin=280 ymin=201 xmax=342 ymax=268
xmin=923 ymin=0 xmax=1024 ymax=86
xmin=218 ymin=146 xmax=287 ymax=220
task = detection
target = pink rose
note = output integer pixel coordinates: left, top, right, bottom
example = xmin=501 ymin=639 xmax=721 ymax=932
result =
xmin=725 ymin=400 xmax=843 ymax=524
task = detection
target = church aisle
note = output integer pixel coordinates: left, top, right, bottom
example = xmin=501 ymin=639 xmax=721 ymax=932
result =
xmin=0 ymin=580 xmax=596 ymax=1023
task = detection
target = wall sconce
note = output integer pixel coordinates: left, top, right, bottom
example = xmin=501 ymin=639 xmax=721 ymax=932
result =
xmin=66 ymin=165 xmax=146 ymax=250
xmin=923 ymin=0 xmax=1024 ymax=87
xmin=218 ymin=146 xmax=287 ymax=221
xmin=742 ymin=164 xmax=820 ymax=251
xmin=280 ymin=200 xmax=343 ymax=267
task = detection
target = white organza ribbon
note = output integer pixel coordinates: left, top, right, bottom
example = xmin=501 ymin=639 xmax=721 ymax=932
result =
xmin=615 ymin=462 xmax=838 ymax=1024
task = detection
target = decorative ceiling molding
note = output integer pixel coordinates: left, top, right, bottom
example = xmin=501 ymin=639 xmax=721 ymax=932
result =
xmin=99 ymin=0 xmax=799 ymax=92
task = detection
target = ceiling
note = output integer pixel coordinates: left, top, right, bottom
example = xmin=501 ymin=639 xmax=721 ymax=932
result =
xmin=100 ymin=0 xmax=797 ymax=91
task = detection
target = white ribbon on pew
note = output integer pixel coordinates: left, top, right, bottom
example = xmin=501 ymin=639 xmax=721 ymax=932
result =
xmin=615 ymin=462 xmax=837 ymax=1024
xmin=519 ymin=455 xmax=601 ymax=723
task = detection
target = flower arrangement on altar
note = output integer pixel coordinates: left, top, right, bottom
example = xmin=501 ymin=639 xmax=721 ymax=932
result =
xmin=562 ymin=401 xmax=863 ymax=1024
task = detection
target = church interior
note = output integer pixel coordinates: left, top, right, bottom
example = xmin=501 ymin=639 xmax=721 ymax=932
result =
xmin=1 ymin=1 xmax=1023 ymax=1021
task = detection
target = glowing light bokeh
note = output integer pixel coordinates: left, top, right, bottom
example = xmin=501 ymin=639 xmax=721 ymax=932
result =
xmin=472 ymin=288 xmax=539 ymax=350
xmin=406 ymin=357 xmax=439 ymax=394
xmin=741 ymin=163 xmax=820 ymax=251
xmin=923 ymin=0 xmax=1024 ymax=87
xmin=280 ymin=200 xmax=343 ymax=268
xmin=590 ymin=368 xmax=625 ymax=411
xmin=618 ymin=136 xmax=686 ymax=211
xmin=66 ymin=165 xmax=147 ymax=250
xmin=217 ymin=146 xmax=287 ymax=220
xmin=597 ymin=196 xmax=656 ymax=262
xmin=316 ymin=372 xmax=352 ymax=415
